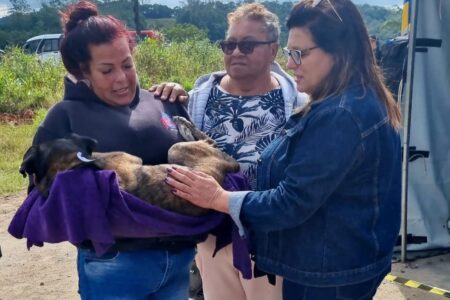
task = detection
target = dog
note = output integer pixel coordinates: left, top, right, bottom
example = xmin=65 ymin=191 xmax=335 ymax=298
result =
xmin=19 ymin=117 xmax=240 ymax=216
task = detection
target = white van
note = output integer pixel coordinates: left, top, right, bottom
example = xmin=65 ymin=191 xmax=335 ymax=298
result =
xmin=23 ymin=33 xmax=63 ymax=61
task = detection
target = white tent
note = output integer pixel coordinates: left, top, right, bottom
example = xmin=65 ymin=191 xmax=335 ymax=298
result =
xmin=401 ymin=0 xmax=450 ymax=260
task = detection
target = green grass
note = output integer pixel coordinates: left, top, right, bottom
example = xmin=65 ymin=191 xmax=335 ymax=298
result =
xmin=0 ymin=109 xmax=46 ymax=195
xmin=0 ymin=123 xmax=34 ymax=194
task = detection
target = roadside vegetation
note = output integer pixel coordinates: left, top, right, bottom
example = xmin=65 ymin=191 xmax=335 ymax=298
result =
xmin=134 ymin=38 xmax=223 ymax=90
xmin=0 ymin=38 xmax=224 ymax=114
xmin=0 ymin=39 xmax=225 ymax=194
xmin=0 ymin=0 xmax=401 ymax=195
xmin=0 ymin=47 xmax=65 ymax=114
xmin=0 ymin=1 xmax=402 ymax=50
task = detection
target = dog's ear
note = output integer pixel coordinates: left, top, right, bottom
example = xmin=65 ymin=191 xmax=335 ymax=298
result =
xmin=173 ymin=116 xmax=196 ymax=141
xmin=68 ymin=133 xmax=98 ymax=155
xmin=19 ymin=145 xmax=39 ymax=178
xmin=173 ymin=116 xmax=216 ymax=145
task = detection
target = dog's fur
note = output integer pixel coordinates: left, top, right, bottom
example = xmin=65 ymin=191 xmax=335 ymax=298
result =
xmin=19 ymin=117 xmax=240 ymax=216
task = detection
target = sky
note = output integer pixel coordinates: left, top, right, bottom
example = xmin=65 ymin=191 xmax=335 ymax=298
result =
xmin=0 ymin=0 xmax=404 ymax=18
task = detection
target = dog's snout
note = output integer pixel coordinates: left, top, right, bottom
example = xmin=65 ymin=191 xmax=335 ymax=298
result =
xmin=19 ymin=167 xmax=27 ymax=178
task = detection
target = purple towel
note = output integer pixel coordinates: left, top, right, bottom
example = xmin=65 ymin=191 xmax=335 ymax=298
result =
xmin=8 ymin=168 xmax=253 ymax=279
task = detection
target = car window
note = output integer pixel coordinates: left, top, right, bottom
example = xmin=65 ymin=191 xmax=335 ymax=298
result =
xmin=24 ymin=40 xmax=41 ymax=54
xmin=39 ymin=39 xmax=60 ymax=53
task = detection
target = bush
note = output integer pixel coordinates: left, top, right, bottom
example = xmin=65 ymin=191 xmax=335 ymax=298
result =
xmin=161 ymin=24 xmax=209 ymax=43
xmin=0 ymin=40 xmax=291 ymax=114
xmin=0 ymin=41 xmax=224 ymax=114
xmin=134 ymin=38 xmax=223 ymax=90
xmin=0 ymin=47 xmax=65 ymax=114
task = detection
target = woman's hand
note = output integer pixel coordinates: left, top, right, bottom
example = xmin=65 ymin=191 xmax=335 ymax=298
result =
xmin=149 ymin=82 xmax=189 ymax=103
xmin=165 ymin=166 xmax=229 ymax=213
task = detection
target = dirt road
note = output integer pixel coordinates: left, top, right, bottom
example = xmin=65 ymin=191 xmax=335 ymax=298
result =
xmin=0 ymin=191 xmax=77 ymax=299
xmin=0 ymin=191 xmax=444 ymax=299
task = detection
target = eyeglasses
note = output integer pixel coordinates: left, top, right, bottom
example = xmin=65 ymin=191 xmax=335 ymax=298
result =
xmin=311 ymin=0 xmax=343 ymax=23
xmin=219 ymin=40 xmax=276 ymax=55
xmin=282 ymin=46 xmax=318 ymax=65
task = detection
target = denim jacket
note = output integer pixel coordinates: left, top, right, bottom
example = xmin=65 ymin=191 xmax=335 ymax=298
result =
xmin=229 ymin=84 xmax=401 ymax=287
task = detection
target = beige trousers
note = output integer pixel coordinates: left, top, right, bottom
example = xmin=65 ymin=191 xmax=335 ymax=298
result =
xmin=195 ymin=235 xmax=283 ymax=300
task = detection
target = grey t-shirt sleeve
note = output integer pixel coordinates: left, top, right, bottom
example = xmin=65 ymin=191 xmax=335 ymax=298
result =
xmin=228 ymin=191 xmax=251 ymax=237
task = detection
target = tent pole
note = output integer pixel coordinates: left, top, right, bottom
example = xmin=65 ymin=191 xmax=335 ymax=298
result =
xmin=401 ymin=0 xmax=419 ymax=263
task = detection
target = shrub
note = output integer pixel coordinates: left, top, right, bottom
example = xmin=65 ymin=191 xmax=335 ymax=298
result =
xmin=134 ymin=38 xmax=223 ymax=89
xmin=161 ymin=24 xmax=209 ymax=43
xmin=0 ymin=47 xmax=65 ymax=114
xmin=0 ymin=40 xmax=289 ymax=114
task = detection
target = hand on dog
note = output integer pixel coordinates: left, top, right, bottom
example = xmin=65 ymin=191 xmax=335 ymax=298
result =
xmin=165 ymin=166 xmax=229 ymax=213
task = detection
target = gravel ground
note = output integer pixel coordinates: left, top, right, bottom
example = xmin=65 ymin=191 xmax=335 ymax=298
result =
xmin=0 ymin=191 xmax=446 ymax=300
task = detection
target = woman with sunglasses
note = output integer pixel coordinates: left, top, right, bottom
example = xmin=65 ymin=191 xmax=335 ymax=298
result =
xmin=153 ymin=3 xmax=307 ymax=300
xmin=165 ymin=0 xmax=402 ymax=299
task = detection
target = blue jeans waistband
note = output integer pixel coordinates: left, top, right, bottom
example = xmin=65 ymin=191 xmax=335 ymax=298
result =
xmin=78 ymin=236 xmax=204 ymax=253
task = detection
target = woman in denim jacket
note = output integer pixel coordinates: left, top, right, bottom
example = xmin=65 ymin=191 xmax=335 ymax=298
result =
xmin=166 ymin=0 xmax=402 ymax=299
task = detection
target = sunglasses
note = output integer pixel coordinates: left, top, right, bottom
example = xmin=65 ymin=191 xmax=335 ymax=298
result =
xmin=282 ymin=46 xmax=318 ymax=65
xmin=311 ymin=0 xmax=343 ymax=23
xmin=219 ymin=40 xmax=276 ymax=55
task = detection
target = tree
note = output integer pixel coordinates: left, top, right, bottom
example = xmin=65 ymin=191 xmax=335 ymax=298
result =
xmin=141 ymin=4 xmax=173 ymax=19
xmin=379 ymin=18 xmax=402 ymax=40
xmin=9 ymin=0 xmax=31 ymax=13
xmin=0 ymin=0 xmax=402 ymax=50
xmin=44 ymin=0 xmax=71 ymax=9
xmin=98 ymin=0 xmax=144 ymax=29
xmin=174 ymin=0 xmax=236 ymax=41
xmin=133 ymin=0 xmax=142 ymax=35
xmin=162 ymin=23 xmax=208 ymax=42
xmin=262 ymin=1 xmax=294 ymax=46
xmin=0 ymin=4 xmax=61 ymax=48
xmin=358 ymin=4 xmax=402 ymax=41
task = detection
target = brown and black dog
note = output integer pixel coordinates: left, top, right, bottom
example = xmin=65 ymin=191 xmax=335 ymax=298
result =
xmin=19 ymin=117 xmax=240 ymax=216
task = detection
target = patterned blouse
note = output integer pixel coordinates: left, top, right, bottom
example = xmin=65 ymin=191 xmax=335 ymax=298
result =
xmin=202 ymin=80 xmax=286 ymax=189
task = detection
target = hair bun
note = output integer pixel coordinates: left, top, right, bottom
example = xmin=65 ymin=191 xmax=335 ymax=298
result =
xmin=62 ymin=1 xmax=99 ymax=34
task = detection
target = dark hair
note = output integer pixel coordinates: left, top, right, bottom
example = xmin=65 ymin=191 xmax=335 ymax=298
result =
xmin=286 ymin=0 xmax=401 ymax=129
xmin=59 ymin=1 xmax=131 ymax=78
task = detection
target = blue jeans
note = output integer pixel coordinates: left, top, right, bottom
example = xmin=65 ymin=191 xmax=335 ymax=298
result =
xmin=282 ymin=268 xmax=388 ymax=300
xmin=77 ymin=247 xmax=195 ymax=300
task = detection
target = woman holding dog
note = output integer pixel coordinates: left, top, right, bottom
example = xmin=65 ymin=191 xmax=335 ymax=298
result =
xmin=28 ymin=1 xmax=199 ymax=299
xmin=166 ymin=0 xmax=402 ymax=299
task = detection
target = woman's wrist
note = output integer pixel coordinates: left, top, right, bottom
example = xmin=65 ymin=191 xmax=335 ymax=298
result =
xmin=212 ymin=190 xmax=230 ymax=213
